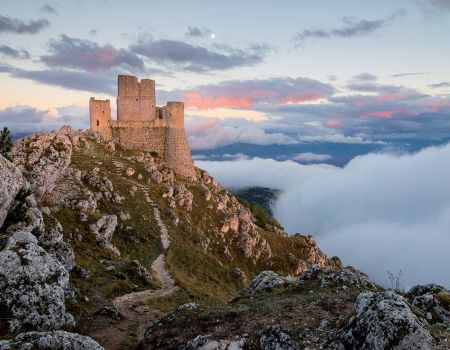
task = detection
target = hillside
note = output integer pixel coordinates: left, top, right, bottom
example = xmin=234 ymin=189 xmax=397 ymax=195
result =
xmin=0 ymin=127 xmax=332 ymax=349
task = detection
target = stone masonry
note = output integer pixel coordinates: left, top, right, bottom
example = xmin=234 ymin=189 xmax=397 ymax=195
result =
xmin=89 ymin=75 xmax=196 ymax=180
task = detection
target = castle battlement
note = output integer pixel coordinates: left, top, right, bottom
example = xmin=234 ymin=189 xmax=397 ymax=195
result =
xmin=89 ymin=75 xmax=196 ymax=180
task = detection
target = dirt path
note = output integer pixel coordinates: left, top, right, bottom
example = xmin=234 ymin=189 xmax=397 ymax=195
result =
xmin=92 ymin=174 xmax=178 ymax=349
xmin=113 ymin=196 xmax=178 ymax=319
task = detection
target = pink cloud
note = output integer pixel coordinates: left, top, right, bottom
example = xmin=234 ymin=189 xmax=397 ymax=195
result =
xmin=325 ymin=119 xmax=343 ymax=127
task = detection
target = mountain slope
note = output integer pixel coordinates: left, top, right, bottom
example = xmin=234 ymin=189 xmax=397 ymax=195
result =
xmin=0 ymin=126 xmax=331 ymax=349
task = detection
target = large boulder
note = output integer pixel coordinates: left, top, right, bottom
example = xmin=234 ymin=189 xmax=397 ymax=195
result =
xmin=12 ymin=130 xmax=72 ymax=201
xmin=0 ymin=230 xmax=74 ymax=333
xmin=0 ymin=155 xmax=27 ymax=228
xmin=246 ymin=271 xmax=293 ymax=295
xmin=335 ymin=291 xmax=433 ymax=349
xmin=407 ymin=284 xmax=450 ymax=327
xmin=0 ymin=330 xmax=104 ymax=350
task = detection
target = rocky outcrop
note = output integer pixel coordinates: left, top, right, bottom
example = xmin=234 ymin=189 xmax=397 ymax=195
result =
xmin=407 ymin=284 xmax=450 ymax=327
xmin=334 ymin=291 xmax=433 ymax=349
xmin=163 ymin=184 xmax=194 ymax=211
xmin=297 ymin=265 xmax=375 ymax=289
xmin=260 ymin=325 xmax=297 ymax=350
xmin=90 ymin=215 xmax=120 ymax=256
xmin=126 ymin=260 xmax=153 ymax=284
xmin=185 ymin=336 xmax=245 ymax=350
xmin=0 ymin=230 xmax=74 ymax=333
xmin=0 ymin=155 xmax=27 ymax=228
xmin=246 ymin=271 xmax=293 ymax=295
xmin=12 ymin=128 xmax=73 ymax=201
xmin=0 ymin=330 xmax=104 ymax=350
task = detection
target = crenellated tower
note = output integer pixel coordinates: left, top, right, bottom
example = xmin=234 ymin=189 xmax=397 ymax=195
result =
xmin=89 ymin=75 xmax=196 ymax=180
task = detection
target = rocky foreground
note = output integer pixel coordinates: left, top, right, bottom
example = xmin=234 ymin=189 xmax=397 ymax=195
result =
xmin=0 ymin=126 xmax=449 ymax=349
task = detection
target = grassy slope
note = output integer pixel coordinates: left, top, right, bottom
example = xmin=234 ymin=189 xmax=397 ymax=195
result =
xmin=39 ymin=139 xmax=332 ymax=337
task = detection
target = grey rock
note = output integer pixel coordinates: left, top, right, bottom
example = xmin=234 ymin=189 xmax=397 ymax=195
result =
xmin=0 ymin=155 xmax=27 ymax=228
xmin=12 ymin=131 xmax=72 ymax=201
xmin=48 ymin=241 xmax=76 ymax=271
xmin=185 ymin=335 xmax=245 ymax=350
xmin=0 ymin=230 xmax=74 ymax=333
xmin=407 ymin=284 xmax=450 ymax=327
xmin=260 ymin=325 xmax=297 ymax=350
xmin=246 ymin=271 xmax=293 ymax=295
xmin=89 ymin=215 xmax=120 ymax=256
xmin=0 ymin=330 xmax=104 ymax=350
xmin=335 ymin=291 xmax=433 ymax=349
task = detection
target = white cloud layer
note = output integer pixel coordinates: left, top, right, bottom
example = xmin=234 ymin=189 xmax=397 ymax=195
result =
xmin=292 ymin=152 xmax=332 ymax=162
xmin=196 ymin=144 xmax=450 ymax=288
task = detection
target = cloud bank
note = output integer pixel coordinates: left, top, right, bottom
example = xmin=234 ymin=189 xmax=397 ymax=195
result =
xmin=294 ymin=10 xmax=405 ymax=45
xmin=0 ymin=15 xmax=49 ymax=34
xmin=197 ymin=144 xmax=450 ymax=288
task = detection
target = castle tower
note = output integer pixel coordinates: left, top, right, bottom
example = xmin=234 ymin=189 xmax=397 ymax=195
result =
xmin=89 ymin=97 xmax=112 ymax=140
xmin=117 ymin=75 xmax=156 ymax=122
xmin=164 ymin=102 xmax=197 ymax=180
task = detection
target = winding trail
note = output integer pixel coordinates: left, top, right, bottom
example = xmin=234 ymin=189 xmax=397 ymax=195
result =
xmin=93 ymin=161 xmax=178 ymax=348
xmin=113 ymin=194 xmax=178 ymax=319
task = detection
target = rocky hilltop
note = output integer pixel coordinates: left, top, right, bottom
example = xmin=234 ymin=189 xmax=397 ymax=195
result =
xmin=0 ymin=126 xmax=329 ymax=348
xmin=0 ymin=127 xmax=449 ymax=349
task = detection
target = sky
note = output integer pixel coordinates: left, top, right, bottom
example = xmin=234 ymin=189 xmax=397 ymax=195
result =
xmin=1 ymin=0 xmax=450 ymax=151
xmin=2 ymin=0 xmax=450 ymax=287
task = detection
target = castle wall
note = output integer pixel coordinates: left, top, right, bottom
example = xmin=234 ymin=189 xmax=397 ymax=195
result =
xmin=89 ymin=98 xmax=112 ymax=140
xmin=117 ymin=75 xmax=156 ymax=122
xmin=89 ymin=75 xmax=196 ymax=180
xmin=164 ymin=102 xmax=197 ymax=180
xmin=110 ymin=121 xmax=166 ymax=157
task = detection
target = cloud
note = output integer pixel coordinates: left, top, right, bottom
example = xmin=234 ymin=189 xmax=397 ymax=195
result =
xmin=294 ymin=10 xmax=405 ymax=45
xmin=292 ymin=152 xmax=332 ymax=162
xmin=415 ymin=0 xmax=450 ymax=14
xmin=0 ymin=64 xmax=115 ymax=94
xmin=391 ymin=72 xmax=429 ymax=78
xmin=172 ymin=77 xmax=335 ymax=110
xmin=324 ymin=119 xmax=342 ymax=128
xmin=0 ymin=45 xmax=30 ymax=59
xmin=298 ymin=133 xmax=385 ymax=144
xmin=351 ymin=73 xmax=377 ymax=82
xmin=197 ymin=144 xmax=450 ymax=288
xmin=186 ymin=118 xmax=298 ymax=149
xmin=130 ymin=38 xmax=270 ymax=72
xmin=429 ymin=82 xmax=450 ymax=89
xmin=0 ymin=105 xmax=87 ymax=134
xmin=40 ymin=4 xmax=57 ymax=15
xmin=186 ymin=26 xmax=212 ymax=38
xmin=41 ymin=35 xmax=144 ymax=73
xmin=0 ymin=15 xmax=49 ymax=34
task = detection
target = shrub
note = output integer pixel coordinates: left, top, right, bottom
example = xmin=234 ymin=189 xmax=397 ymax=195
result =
xmin=0 ymin=127 xmax=13 ymax=161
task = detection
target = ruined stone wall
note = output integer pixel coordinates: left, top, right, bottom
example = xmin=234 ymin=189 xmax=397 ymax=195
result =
xmin=117 ymin=75 xmax=156 ymax=122
xmin=110 ymin=121 xmax=166 ymax=157
xmin=89 ymin=98 xmax=112 ymax=140
xmin=164 ymin=102 xmax=196 ymax=180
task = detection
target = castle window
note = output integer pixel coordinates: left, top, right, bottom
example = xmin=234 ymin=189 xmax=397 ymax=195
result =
xmin=136 ymin=98 xmax=139 ymax=101
xmin=97 ymin=120 xmax=99 ymax=126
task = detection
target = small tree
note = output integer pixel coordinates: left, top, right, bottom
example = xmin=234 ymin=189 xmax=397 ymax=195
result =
xmin=0 ymin=127 xmax=13 ymax=161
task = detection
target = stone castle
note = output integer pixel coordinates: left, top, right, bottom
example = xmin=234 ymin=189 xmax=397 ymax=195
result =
xmin=89 ymin=74 xmax=196 ymax=179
